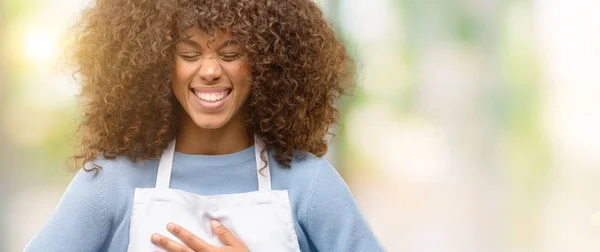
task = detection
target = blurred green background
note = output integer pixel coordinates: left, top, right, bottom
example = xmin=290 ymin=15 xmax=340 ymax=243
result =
xmin=2 ymin=0 xmax=600 ymax=251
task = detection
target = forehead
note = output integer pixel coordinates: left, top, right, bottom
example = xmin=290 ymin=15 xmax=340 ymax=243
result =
xmin=180 ymin=26 xmax=237 ymax=46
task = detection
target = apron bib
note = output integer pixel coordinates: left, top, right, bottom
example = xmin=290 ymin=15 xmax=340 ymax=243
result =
xmin=127 ymin=136 xmax=301 ymax=252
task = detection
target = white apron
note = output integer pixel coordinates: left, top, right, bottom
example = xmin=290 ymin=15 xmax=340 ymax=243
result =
xmin=127 ymin=136 xmax=301 ymax=252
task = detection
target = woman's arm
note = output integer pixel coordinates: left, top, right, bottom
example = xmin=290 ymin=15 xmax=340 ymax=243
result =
xmin=302 ymin=161 xmax=385 ymax=252
xmin=24 ymin=167 xmax=110 ymax=252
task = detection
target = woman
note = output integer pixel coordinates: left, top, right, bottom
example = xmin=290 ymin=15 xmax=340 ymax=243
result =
xmin=25 ymin=0 xmax=384 ymax=251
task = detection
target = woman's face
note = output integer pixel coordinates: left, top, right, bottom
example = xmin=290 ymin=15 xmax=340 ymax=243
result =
xmin=172 ymin=27 xmax=251 ymax=130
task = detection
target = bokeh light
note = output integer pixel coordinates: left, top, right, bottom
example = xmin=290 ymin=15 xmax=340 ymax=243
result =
xmin=23 ymin=28 xmax=58 ymax=63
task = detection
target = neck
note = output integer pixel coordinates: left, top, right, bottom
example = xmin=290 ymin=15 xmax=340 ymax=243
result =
xmin=175 ymin=114 xmax=253 ymax=155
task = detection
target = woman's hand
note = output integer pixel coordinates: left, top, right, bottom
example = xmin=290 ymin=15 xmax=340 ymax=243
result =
xmin=151 ymin=220 xmax=250 ymax=252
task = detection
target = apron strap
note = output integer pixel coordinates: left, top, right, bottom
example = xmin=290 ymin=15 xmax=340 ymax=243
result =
xmin=155 ymin=140 xmax=176 ymax=189
xmin=254 ymin=135 xmax=272 ymax=192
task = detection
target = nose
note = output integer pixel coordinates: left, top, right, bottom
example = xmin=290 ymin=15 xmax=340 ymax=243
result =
xmin=198 ymin=57 xmax=222 ymax=83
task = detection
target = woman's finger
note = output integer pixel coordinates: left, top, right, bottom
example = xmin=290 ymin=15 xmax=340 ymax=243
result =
xmin=151 ymin=233 xmax=194 ymax=252
xmin=210 ymin=220 xmax=247 ymax=249
xmin=167 ymin=223 xmax=213 ymax=252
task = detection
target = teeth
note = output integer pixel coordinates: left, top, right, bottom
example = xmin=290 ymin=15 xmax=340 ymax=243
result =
xmin=195 ymin=91 xmax=228 ymax=102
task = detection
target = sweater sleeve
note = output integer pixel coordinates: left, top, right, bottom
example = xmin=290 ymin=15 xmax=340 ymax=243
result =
xmin=24 ymin=167 xmax=110 ymax=252
xmin=303 ymin=160 xmax=385 ymax=252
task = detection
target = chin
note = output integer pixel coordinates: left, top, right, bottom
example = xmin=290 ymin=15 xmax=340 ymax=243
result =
xmin=192 ymin=119 xmax=226 ymax=130
xmin=190 ymin=115 xmax=229 ymax=130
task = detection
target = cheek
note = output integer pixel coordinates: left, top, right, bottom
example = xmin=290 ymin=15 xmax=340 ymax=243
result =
xmin=171 ymin=64 xmax=194 ymax=106
xmin=172 ymin=61 xmax=196 ymax=87
xmin=228 ymin=63 xmax=252 ymax=90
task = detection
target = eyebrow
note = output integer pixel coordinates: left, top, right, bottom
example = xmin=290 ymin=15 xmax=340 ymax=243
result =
xmin=220 ymin=40 xmax=239 ymax=48
xmin=179 ymin=38 xmax=202 ymax=48
xmin=179 ymin=38 xmax=240 ymax=50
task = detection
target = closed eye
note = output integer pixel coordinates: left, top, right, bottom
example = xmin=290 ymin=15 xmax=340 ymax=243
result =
xmin=219 ymin=53 xmax=241 ymax=62
xmin=179 ymin=54 xmax=201 ymax=61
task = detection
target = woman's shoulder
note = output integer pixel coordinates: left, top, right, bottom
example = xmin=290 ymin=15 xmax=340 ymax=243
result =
xmin=291 ymin=150 xmax=335 ymax=171
xmin=79 ymin=154 xmax=160 ymax=189
xmin=269 ymin=149 xmax=341 ymax=189
xmin=269 ymin=149 xmax=333 ymax=171
xmin=67 ymin=155 xmax=160 ymax=217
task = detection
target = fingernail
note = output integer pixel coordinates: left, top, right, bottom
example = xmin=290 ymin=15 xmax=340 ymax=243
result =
xmin=167 ymin=223 xmax=174 ymax=231
xmin=151 ymin=234 xmax=161 ymax=243
xmin=211 ymin=220 xmax=221 ymax=228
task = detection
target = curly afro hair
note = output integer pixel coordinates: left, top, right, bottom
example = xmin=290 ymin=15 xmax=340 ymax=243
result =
xmin=69 ymin=0 xmax=354 ymax=170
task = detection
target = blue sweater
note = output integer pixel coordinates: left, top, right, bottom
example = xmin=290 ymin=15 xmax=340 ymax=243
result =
xmin=24 ymin=145 xmax=384 ymax=252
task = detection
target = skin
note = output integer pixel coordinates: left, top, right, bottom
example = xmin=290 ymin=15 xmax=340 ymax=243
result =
xmin=158 ymin=27 xmax=253 ymax=251
xmin=172 ymin=27 xmax=253 ymax=156
xmin=152 ymin=221 xmax=249 ymax=252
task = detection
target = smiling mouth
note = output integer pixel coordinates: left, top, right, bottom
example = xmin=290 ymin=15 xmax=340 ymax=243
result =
xmin=191 ymin=88 xmax=232 ymax=102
